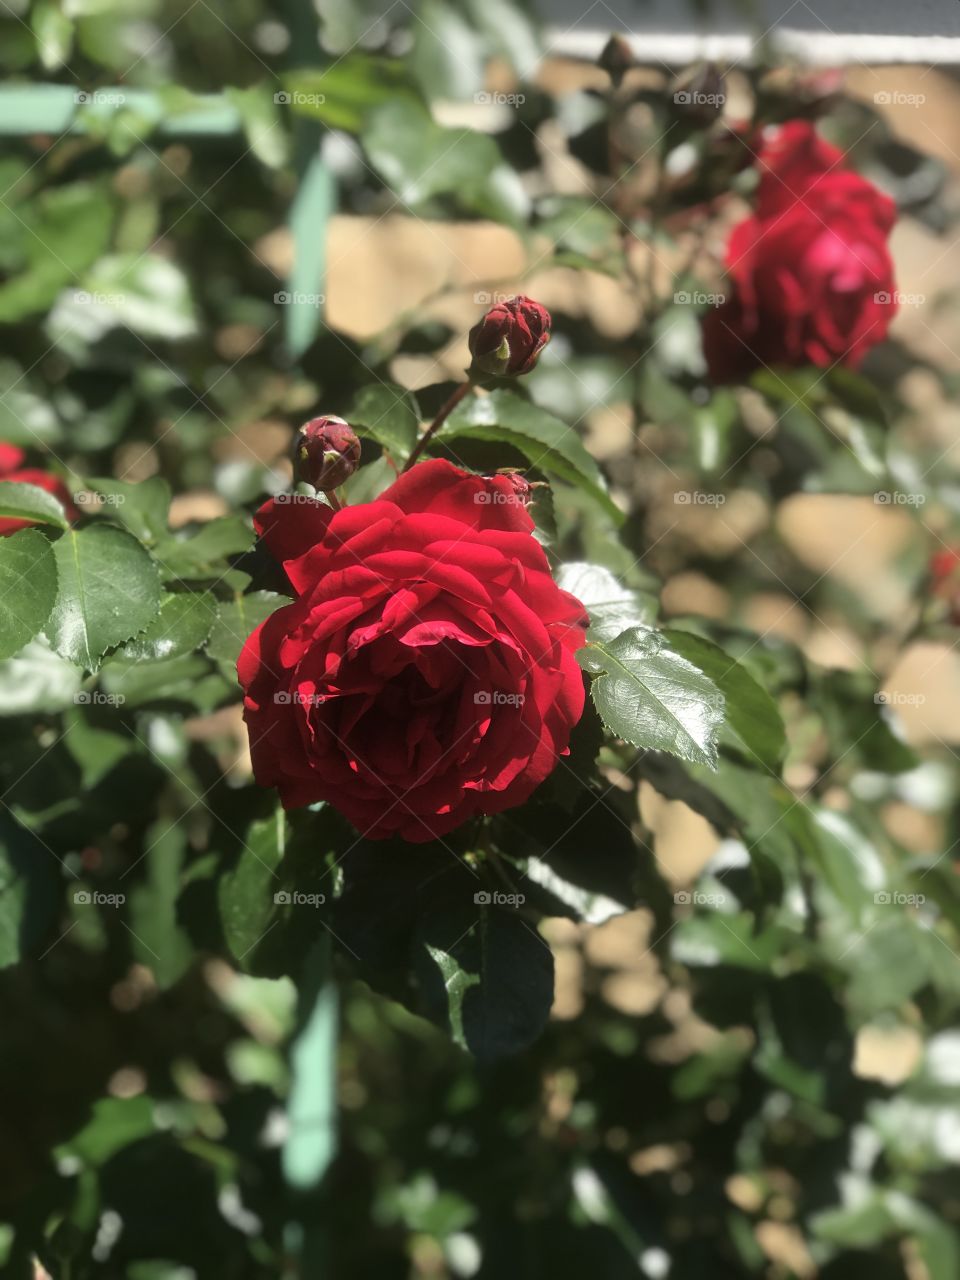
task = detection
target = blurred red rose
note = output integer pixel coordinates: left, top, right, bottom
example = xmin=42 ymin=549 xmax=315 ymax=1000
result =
xmin=468 ymin=296 xmax=551 ymax=377
xmin=703 ymin=121 xmax=898 ymax=383
xmin=239 ymin=459 xmax=587 ymax=842
xmin=0 ymin=444 xmax=77 ymax=536
xmin=930 ymin=547 xmax=960 ymax=624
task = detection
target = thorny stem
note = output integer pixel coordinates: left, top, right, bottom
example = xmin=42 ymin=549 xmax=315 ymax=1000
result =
xmin=402 ymin=379 xmax=473 ymax=472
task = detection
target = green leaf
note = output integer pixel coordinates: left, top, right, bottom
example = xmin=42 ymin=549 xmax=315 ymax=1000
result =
xmin=0 ymin=811 xmax=59 ymax=968
xmin=555 ymin=561 xmax=657 ymax=641
xmin=219 ymin=811 xmax=285 ymax=967
xmin=154 ymin=516 xmax=253 ymax=581
xmin=100 ymin=653 xmax=229 ymax=711
xmin=63 ymin=709 xmax=130 ymax=789
xmin=362 ymin=99 xmax=504 ymax=214
xmin=285 ymin=152 xmax=336 ymax=360
xmin=283 ymin=938 xmax=338 ymax=1189
xmin=442 ymin=389 xmax=621 ymax=523
xmin=48 ymin=253 xmax=197 ymax=342
xmin=117 ymin=591 xmax=217 ymax=662
xmin=0 ymin=637 xmax=82 ymax=715
xmin=0 ymin=529 xmax=58 ymax=660
xmin=48 ymin=526 xmax=163 ymax=671
xmin=127 ymin=820 xmax=193 ymax=988
xmin=206 ymin=591 xmax=286 ymax=669
xmin=225 ymin=83 xmax=289 ymax=169
xmin=0 ymin=480 xmax=68 ymax=529
xmin=283 ymin=56 xmax=421 ymax=133
xmin=664 ymin=629 xmax=786 ymax=772
xmin=31 ymin=1 xmax=74 ymax=70
xmin=417 ymin=904 xmax=554 ymax=1063
xmin=86 ymin=475 xmax=171 ymax=546
xmin=348 ymin=382 xmax=421 ymax=461
xmin=580 ymin=627 xmax=725 ymax=768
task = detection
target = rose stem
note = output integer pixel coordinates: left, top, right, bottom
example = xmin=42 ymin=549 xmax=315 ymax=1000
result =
xmin=323 ymin=489 xmax=343 ymax=511
xmin=402 ymin=379 xmax=472 ymax=472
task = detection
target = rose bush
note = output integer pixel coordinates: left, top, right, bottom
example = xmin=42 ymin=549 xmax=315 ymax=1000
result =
xmin=702 ymin=120 xmax=898 ymax=381
xmin=239 ymin=459 xmax=587 ymax=841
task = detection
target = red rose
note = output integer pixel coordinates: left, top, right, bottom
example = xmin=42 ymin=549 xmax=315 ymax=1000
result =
xmin=0 ymin=443 xmax=77 ymax=536
xmin=239 ymin=459 xmax=587 ymax=842
xmin=468 ymin=296 xmax=551 ymax=377
xmin=754 ymin=120 xmax=844 ymax=217
xmin=703 ymin=123 xmax=897 ymax=383
xmin=294 ymin=415 xmax=361 ymax=491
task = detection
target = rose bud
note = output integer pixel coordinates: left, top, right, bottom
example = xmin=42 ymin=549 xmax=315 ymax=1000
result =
xmin=673 ymin=63 xmax=726 ymax=126
xmin=294 ymin=416 xmax=360 ymax=490
xmin=598 ymin=34 xmax=634 ymax=88
xmin=468 ymin=296 xmax=551 ymax=378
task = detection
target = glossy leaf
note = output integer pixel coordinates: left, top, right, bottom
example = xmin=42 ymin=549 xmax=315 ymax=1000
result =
xmin=0 ymin=529 xmax=58 ymax=660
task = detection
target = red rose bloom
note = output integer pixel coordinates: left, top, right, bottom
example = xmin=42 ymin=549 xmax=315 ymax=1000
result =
xmin=703 ymin=122 xmax=898 ymax=383
xmin=468 ymin=296 xmax=551 ymax=377
xmin=239 ymin=459 xmax=587 ymax=842
xmin=0 ymin=443 xmax=77 ymax=536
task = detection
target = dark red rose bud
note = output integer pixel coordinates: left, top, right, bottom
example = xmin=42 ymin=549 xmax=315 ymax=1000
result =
xmin=294 ymin=416 xmax=360 ymax=490
xmin=673 ymin=63 xmax=726 ymax=125
xmin=598 ymin=34 xmax=634 ymax=88
xmin=468 ymin=296 xmax=551 ymax=378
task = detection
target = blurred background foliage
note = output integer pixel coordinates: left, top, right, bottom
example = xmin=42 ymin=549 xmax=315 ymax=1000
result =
xmin=2 ymin=0 xmax=960 ymax=1276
